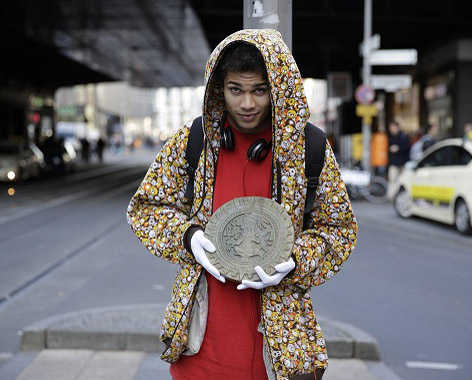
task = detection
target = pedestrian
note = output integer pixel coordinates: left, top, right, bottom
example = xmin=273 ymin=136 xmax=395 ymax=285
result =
xmin=80 ymin=137 xmax=90 ymax=162
xmin=127 ymin=29 xmax=357 ymax=380
xmin=96 ymin=137 xmax=106 ymax=162
xmin=387 ymin=120 xmax=410 ymax=197
xmin=410 ymin=123 xmax=439 ymax=161
xmin=463 ymin=121 xmax=472 ymax=142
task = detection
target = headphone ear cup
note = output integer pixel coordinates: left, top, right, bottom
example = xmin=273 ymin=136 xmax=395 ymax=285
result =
xmin=247 ymin=138 xmax=271 ymax=161
xmin=221 ymin=126 xmax=235 ymax=150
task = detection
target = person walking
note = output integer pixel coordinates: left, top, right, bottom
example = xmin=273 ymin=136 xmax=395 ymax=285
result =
xmin=463 ymin=121 xmax=472 ymax=142
xmin=80 ymin=137 xmax=90 ymax=162
xmin=96 ymin=137 xmax=106 ymax=162
xmin=410 ymin=123 xmax=439 ymax=161
xmin=388 ymin=120 xmax=410 ymax=198
xmin=127 ymin=29 xmax=357 ymax=380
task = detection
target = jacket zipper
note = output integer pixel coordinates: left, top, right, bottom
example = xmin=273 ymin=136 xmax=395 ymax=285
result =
xmin=260 ymin=291 xmax=278 ymax=380
xmin=162 ymin=270 xmax=202 ymax=357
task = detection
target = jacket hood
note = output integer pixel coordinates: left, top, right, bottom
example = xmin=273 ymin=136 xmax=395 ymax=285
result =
xmin=201 ymin=29 xmax=317 ymax=232
xmin=202 ymin=29 xmax=310 ymax=160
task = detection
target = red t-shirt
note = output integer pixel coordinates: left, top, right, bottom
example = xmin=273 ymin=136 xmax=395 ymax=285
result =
xmin=170 ymin=122 xmax=273 ymax=380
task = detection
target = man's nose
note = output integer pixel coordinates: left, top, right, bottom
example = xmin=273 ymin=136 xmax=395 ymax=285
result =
xmin=241 ymin=94 xmax=256 ymax=109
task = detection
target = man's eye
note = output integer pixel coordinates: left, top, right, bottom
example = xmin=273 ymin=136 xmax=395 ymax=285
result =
xmin=254 ymin=88 xmax=268 ymax=95
xmin=229 ymin=87 xmax=241 ymax=93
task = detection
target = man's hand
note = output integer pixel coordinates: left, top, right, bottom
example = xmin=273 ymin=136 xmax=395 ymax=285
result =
xmin=191 ymin=230 xmax=225 ymax=283
xmin=237 ymin=257 xmax=295 ymax=290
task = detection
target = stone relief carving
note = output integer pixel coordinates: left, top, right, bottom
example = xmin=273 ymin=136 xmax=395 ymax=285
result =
xmin=205 ymin=197 xmax=294 ymax=282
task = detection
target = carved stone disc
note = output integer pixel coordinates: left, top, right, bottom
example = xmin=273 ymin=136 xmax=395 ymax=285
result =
xmin=204 ymin=196 xmax=294 ymax=283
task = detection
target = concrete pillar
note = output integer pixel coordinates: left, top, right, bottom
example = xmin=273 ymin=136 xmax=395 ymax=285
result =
xmin=361 ymin=0 xmax=372 ymax=172
xmin=455 ymin=62 xmax=472 ymax=136
xmin=243 ymin=0 xmax=292 ymax=50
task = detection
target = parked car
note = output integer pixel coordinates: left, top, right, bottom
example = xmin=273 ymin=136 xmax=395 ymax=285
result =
xmin=0 ymin=142 xmax=45 ymax=181
xmin=393 ymin=138 xmax=472 ymax=235
xmin=40 ymin=137 xmax=78 ymax=175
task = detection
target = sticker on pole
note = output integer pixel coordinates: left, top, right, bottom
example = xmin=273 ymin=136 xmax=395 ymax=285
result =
xmin=355 ymin=84 xmax=376 ymax=105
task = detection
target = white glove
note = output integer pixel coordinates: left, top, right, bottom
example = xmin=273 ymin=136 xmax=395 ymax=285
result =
xmin=237 ymin=257 xmax=295 ymax=290
xmin=191 ymin=230 xmax=225 ymax=283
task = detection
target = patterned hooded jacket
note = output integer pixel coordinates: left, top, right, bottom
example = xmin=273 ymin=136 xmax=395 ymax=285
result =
xmin=127 ymin=29 xmax=357 ymax=380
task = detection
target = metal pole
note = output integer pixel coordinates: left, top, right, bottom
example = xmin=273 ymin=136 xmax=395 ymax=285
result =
xmin=243 ymin=0 xmax=292 ymax=51
xmin=362 ymin=0 xmax=372 ymax=88
xmin=362 ymin=0 xmax=372 ymax=172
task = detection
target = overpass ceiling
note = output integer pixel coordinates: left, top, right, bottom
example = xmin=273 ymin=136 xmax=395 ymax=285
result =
xmin=1 ymin=0 xmax=210 ymax=89
xmin=190 ymin=0 xmax=472 ymax=81
xmin=2 ymin=1 xmax=471 ymax=91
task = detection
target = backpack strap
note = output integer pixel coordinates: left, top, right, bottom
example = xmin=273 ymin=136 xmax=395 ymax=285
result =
xmin=184 ymin=116 xmax=204 ymax=201
xmin=184 ymin=117 xmax=326 ymax=230
xmin=303 ymin=122 xmax=327 ymax=230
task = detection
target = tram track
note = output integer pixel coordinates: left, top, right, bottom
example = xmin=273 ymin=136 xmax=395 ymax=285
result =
xmin=0 ymin=166 xmax=144 ymax=231
xmin=0 ymin=165 xmax=147 ymax=306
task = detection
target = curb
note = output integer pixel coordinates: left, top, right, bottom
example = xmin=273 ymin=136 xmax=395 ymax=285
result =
xmin=20 ymin=304 xmax=380 ymax=361
xmin=321 ymin=318 xmax=380 ymax=361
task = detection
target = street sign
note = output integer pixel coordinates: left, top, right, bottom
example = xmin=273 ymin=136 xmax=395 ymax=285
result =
xmin=371 ymin=75 xmax=412 ymax=92
xmin=355 ymin=84 xmax=375 ymax=105
xmin=327 ymin=72 xmax=352 ymax=101
xmin=359 ymin=33 xmax=381 ymax=57
xmin=356 ymin=104 xmax=378 ymax=125
xmin=369 ymin=49 xmax=418 ymax=65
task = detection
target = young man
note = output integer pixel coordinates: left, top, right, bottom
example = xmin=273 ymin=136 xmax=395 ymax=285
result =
xmin=388 ymin=120 xmax=410 ymax=198
xmin=127 ymin=29 xmax=357 ymax=380
xmin=410 ymin=123 xmax=439 ymax=161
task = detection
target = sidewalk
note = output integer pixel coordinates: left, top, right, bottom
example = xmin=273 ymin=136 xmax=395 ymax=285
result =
xmin=0 ymin=350 xmax=401 ymax=380
xmin=0 ymin=304 xmax=403 ymax=380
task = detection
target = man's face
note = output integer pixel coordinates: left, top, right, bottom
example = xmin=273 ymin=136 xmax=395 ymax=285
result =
xmin=389 ymin=122 xmax=399 ymax=135
xmin=223 ymin=71 xmax=271 ymax=134
xmin=429 ymin=124 xmax=439 ymax=136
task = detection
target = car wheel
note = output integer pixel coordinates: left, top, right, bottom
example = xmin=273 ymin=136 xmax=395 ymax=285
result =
xmin=394 ymin=188 xmax=413 ymax=218
xmin=455 ymin=200 xmax=472 ymax=235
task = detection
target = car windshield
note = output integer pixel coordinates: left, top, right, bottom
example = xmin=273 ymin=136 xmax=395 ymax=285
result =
xmin=0 ymin=145 xmax=20 ymax=155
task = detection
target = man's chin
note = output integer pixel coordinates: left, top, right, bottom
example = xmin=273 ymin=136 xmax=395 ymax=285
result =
xmin=233 ymin=119 xmax=267 ymax=133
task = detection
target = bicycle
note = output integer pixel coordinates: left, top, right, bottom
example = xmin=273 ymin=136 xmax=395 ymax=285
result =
xmin=340 ymin=168 xmax=388 ymax=204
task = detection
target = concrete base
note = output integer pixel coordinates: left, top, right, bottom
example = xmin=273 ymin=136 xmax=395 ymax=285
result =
xmin=19 ymin=304 xmax=380 ymax=361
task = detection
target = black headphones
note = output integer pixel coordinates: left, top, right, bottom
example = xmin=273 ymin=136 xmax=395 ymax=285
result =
xmin=220 ymin=122 xmax=271 ymax=161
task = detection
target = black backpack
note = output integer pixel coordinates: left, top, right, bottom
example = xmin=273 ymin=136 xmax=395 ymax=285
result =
xmin=184 ymin=116 xmax=326 ymax=230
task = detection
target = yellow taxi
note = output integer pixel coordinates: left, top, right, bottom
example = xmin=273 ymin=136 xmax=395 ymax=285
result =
xmin=393 ymin=138 xmax=472 ymax=235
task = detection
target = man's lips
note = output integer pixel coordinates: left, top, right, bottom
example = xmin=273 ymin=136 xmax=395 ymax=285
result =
xmin=239 ymin=113 xmax=258 ymax=121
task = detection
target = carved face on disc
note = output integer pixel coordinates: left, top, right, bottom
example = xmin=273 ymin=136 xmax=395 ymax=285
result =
xmin=205 ymin=196 xmax=294 ymax=282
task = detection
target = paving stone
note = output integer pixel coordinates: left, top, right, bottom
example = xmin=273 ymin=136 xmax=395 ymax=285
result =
xmin=76 ymin=351 xmax=144 ymax=380
xmin=16 ymin=350 xmax=93 ymax=380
